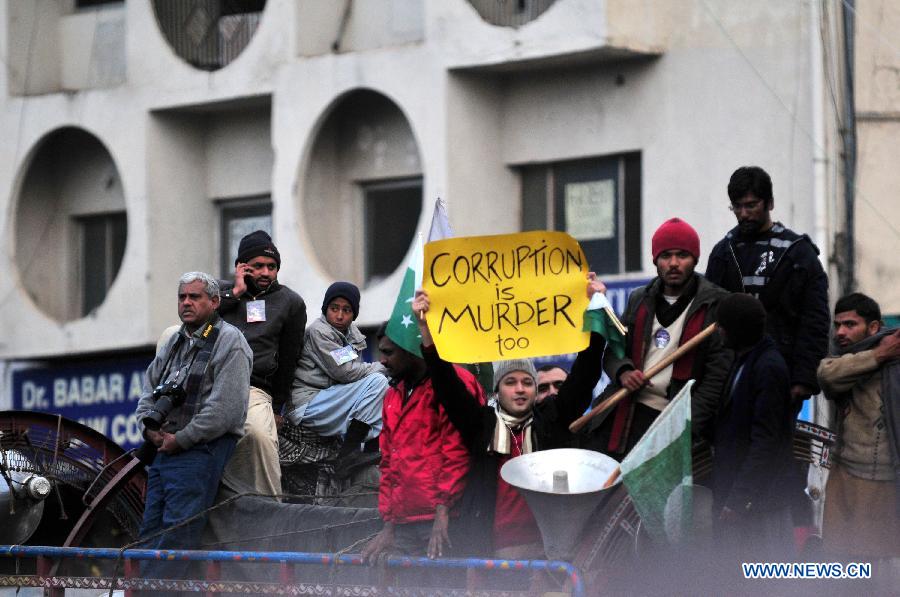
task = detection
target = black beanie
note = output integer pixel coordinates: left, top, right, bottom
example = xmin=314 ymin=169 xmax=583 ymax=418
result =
xmin=717 ymin=293 xmax=766 ymax=349
xmin=322 ymin=282 xmax=361 ymax=320
xmin=236 ymin=230 xmax=281 ymax=268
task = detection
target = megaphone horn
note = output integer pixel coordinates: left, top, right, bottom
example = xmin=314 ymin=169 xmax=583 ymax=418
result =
xmin=500 ymin=448 xmax=621 ymax=561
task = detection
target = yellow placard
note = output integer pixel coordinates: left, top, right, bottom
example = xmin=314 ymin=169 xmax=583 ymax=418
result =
xmin=423 ymin=231 xmax=590 ymax=363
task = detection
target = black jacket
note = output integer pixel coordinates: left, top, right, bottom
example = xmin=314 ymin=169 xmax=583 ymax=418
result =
xmin=706 ymin=224 xmax=829 ymax=394
xmin=424 ymin=332 xmax=607 ymax=555
xmin=712 ymin=336 xmax=794 ymax=514
xmin=601 ymin=274 xmax=732 ymax=441
xmin=218 ymin=280 xmax=307 ymax=411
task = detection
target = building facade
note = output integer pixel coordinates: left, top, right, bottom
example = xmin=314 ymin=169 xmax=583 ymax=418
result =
xmin=2 ymin=0 xmax=894 ymax=443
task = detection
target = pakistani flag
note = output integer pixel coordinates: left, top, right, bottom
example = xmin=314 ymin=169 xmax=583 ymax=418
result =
xmin=385 ymin=199 xmax=453 ymax=357
xmin=385 ymin=238 xmax=425 ymax=357
xmin=620 ymin=380 xmax=694 ymax=544
xmin=582 ymin=292 xmax=626 ymax=359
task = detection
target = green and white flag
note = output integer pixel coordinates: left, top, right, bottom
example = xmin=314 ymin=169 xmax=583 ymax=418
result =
xmin=385 ymin=199 xmax=453 ymax=357
xmin=582 ymin=292 xmax=626 ymax=359
xmin=620 ymin=380 xmax=694 ymax=544
xmin=385 ymin=238 xmax=425 ymax=357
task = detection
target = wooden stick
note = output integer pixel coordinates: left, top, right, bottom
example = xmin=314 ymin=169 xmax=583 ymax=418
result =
xmin=602 ymin=467 xmax=621 ymax=489
xmin=568 ymin=323 xmax=718 ymax=434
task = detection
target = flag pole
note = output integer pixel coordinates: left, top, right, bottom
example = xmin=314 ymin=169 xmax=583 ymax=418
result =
xmin=416 ymin=231 xmax=425 ymax=321
xmin=604 ymin=305 xmax=628 ymax=336
xmin=569 ymin=323 xmax=718 ymax=433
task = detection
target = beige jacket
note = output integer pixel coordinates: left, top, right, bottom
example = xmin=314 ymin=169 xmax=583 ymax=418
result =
xmin=818 ymin=349 xmax=893 ymax=480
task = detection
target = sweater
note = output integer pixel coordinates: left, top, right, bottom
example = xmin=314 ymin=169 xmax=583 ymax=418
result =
xmin=135 ymin=318 xmax=252 ymax=450
xmin=218 ymin=279 xmax=306 ymax=411
xmin=290 ymin=316 xmax=384 ymax=418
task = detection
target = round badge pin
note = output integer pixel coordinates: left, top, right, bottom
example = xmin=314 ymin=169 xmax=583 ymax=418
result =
xmin=654 ymin=328 xmax=671 ymax=348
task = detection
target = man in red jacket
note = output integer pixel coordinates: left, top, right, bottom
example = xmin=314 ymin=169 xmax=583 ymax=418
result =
xmin=362 ymin=324 xmax=484 ymax=561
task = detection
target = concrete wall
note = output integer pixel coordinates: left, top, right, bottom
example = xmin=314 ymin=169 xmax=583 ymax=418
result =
xmin=301 ymin=89 xmax=422 ymax=285
xmin=14 ymin=128 xmax=126 ymax=322
xmin=59 ymin=3 xmax=127 ymax=91
xmin=853 ymin=0 xmax=900 ymax=314
xmin=206 ymin=107 xmax=273 ymax=200
xmin=0 ymin=0 xmax=850 ymax=359
xmin=297 ymin=0 xmax=424 ymax=56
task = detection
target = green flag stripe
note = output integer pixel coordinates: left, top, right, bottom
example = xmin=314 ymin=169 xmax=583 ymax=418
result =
xmin=385 ymin=265 xmax=422 ymax=358
xmin=621 ymin=423 xmax=693 ymax=541
xmin=583 ymin=308 xmax=626 ymax=359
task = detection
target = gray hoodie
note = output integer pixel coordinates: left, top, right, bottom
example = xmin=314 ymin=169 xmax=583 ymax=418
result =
xmin=289 ymin=315 xmax=384 ymax=418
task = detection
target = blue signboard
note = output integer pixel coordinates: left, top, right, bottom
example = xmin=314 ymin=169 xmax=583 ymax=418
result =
xmin=12 ymin=356 xmax=153 ymax=450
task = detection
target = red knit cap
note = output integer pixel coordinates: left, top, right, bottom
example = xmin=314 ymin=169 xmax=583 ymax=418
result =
xmin=651 ymin=218 xmax=700 ymax=261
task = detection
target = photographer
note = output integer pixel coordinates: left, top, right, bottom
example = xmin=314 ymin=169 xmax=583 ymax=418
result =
xmin=135 ymin=272 xmax=252 ymax=580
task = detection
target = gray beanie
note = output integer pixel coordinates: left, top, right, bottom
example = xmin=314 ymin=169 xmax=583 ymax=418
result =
xmin=492 ymin=359 xmax=537 ymax=391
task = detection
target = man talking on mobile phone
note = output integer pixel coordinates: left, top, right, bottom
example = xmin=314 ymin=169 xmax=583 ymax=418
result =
xmin=217 ymin=230 xmax=307 ymax=499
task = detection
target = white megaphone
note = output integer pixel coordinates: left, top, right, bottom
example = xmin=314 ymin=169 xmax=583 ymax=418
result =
xmin=500 ymin=448 xmax=621 ymax=561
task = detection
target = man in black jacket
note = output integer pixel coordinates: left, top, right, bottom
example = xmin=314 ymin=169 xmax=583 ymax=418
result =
xmin=712 ymin=293 xmax=794 ymax=561
xmin=706 ymin=166 xmax=829 ymax=409
xmin=217 ymin=230 xmax=307 ymax=498
xmin=411 ymin=276 xmax=607 ymax=558
xmin=707 ymin=167 xmax=830 ymax=536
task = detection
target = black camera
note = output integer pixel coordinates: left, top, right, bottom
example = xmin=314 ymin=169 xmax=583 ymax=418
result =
xmin=142 ymin=380 xmax=187 ymax=431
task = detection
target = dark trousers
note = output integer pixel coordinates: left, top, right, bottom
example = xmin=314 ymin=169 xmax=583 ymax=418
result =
xmin=139 ymin=435 xmax=237 ymax=580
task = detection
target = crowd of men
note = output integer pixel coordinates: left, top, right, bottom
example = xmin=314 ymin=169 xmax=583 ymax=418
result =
xmin=133 ymin=165 xmax=898 ymax=583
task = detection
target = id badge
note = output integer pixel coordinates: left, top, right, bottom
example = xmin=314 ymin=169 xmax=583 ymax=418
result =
xmin=330 ymin=344 xmax=358 ymax=366
xmin=246 ymin=300 xmax=266 ymax=323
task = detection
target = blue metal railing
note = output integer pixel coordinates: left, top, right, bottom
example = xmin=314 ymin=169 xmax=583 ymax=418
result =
xmin=0 ymin=545 xmax=585 ymax=596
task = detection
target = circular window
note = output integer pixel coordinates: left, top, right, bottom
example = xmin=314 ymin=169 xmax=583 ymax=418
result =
xmin=152 ymin=0 xmax=266 ymax=71
xmin=301 ymin=90 xmax=423 ymax=288
xmin=467 ymin=0 xmax=558 ymax=28
xmin=14 ymin=128 xmax=127 ymax=322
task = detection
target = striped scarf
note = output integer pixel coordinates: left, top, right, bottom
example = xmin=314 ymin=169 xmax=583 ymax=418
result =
xmin=489 ymin=402 xmax=534 ymax=455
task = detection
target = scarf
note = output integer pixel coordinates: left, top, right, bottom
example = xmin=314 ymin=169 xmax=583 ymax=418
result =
xmin=490 ymin=402 xmax=535 ymax=456
xmin=654 ymin=273 xmax=699 ymax=327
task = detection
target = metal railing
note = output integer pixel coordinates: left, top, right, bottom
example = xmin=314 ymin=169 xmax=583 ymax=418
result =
xmin=0 ymin=545 xmax=586 ymax=596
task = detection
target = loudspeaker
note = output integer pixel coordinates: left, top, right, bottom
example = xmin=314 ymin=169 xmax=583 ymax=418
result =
xmin=500 ymin=448 xmax=620 ymax=561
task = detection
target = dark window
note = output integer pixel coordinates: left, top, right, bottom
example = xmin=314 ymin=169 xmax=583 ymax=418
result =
xmin=218 ymin=197 xmax=272 ymax=278
xmin=152 ymin=0 xmax=266 ymax=71
xmin=521 ymin=153 xmax=642 ymax=275
xmin=76 ymin=0 xmax=123 ymax=8
xmin=467 ymin=0 xmax=558 ymax=28
xmin=79 ymin=212 xmax=127 ymax=316
xmin=363 ymin=178 xmax=423 ymax=285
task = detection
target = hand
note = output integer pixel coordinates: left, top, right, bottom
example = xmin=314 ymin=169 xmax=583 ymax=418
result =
xmin=274 ymin=414 xmax=284 ymax=431
xmin=158 ymin=432 xmax=182 ymax=455
xmin=586 ymin=272 xmax=606 ymax=298
xmin=427 ymin=505 xmax=451 ymax=559
xmin=145 ymin=429 xmax=164 ymax=448
xmin=361 ymin=524 xmax=395 ymax=564
xmin=412 ymin=290 xmax=434 ymax=347
xmin=874 ymin=330 xmax=900 ymax=365
xmin=232 ymin=263 xmax=251 ymax=297
xmin=619 ymin=369 xmax=651 ymax=392
xmin=790 ymin=384 xmax=814 ymax=402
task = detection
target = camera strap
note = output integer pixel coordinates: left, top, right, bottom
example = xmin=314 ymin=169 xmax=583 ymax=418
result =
xmin=181 ymin=316 xmax=222 ymax=414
